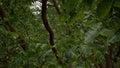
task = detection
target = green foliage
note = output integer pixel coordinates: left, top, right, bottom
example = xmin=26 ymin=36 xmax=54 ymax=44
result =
xmin=96 ymin=0 xmax=113 ymax=19
xmin=0 ymin=0 xmax=120 ymax=68
xmin=114 ymin=0 xmax=120 ymax=8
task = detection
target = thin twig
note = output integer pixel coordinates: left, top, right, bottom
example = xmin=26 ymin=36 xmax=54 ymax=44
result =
xmin=52 ymin=0 xmax=61 ymax=14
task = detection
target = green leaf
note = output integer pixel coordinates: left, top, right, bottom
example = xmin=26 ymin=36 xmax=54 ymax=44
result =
xmin=114 ymin=0 xmax=120 ymax=8
xmin=10 ymin=32 xmax=19 ymax=39
xmin=82 ymin=0 xmax=93 ymax=7
xmin=100 ymin=29 xmax=115 ymax=37
xmin=85 ymin=22 xmax=102 ymax=43
xmin=65 ymin=50 xmax=71 ymax=58
xmin=109 ymin=30 xmax=120 ymax=43
xmin=65 ymin=0 xmax=80 ymax=13
xmin=96 ymin=0 xmax=113 ymax=19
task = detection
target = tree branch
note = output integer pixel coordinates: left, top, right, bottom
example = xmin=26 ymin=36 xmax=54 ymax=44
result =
xmin=41 ymin=0 xmax=60 ymax=61
xmin=104 ymin=45 xmax=113 ymax=68
xmin=0 ymin=4 xmax=27 ymax=51
xmin=62 ymin=0 xmax=65 ymax=4
xmin=52 ymin=0 xmax=61 ymax=15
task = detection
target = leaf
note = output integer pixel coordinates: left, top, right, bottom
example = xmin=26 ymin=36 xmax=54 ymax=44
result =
xmin=100 ymin=29 xmax=115 ymax=37
xmin=80 ymin=44 xmax=90 ymax=55
xmin=114 ymin=0 xmax=120 ymax=8
xmin=85 ymin=22 xmax=102 ymax=43
xmin=109 ymin=30 xmax=120 ymax=43
xmin=68 ymin=1 xmax=84 ymax=24
xmin=82 ymin=0 xmax=93 ymax=7
xmin=65 ymin=50 xmax=71 ymax=58
xmin=96 ymin=0 xmax=113 ymax=19
xmin=10 ymin=32 xmax=19 ymax=39
xmin=65 ymin=0 xmax=80 ymax=13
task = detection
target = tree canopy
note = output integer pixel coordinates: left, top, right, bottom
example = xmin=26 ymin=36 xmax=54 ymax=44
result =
xmin=0 ymin=0 xmax=120 ymax=68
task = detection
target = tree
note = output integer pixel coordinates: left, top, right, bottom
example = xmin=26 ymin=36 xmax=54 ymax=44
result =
xmin=0 ymin=0 xmax=120 ymax=68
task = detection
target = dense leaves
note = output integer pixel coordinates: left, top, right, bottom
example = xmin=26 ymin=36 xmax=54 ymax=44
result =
xmin=96 ymin=0 xmax=113 ymax=19
xmin=0 ymin=0 xmax=120 ymax=68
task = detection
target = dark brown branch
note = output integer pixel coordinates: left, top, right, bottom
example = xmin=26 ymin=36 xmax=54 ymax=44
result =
xmin=104 ymin=45 xmax=113 ymax=68
xmin=62 ymin=0 xmax=65 ymax=4
xmin=68 ymin=64 xmax=73 ymax=68
xmin=0 ymin=4 xmax=27 ymax=51
xmin=116 ymin=47 xmax=120 ymax=57
xmin=41 ymin=0 xmax=59 ymax=61
xmin=114 ymin=42 xmax=120 ymax=62
xmin=52 ymin=0 xmax=61 ymax=14
xmin=42 ymin=0 xmax=54 ymax=45
xmin=0 ymin=5 xmax=7 ymax=19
